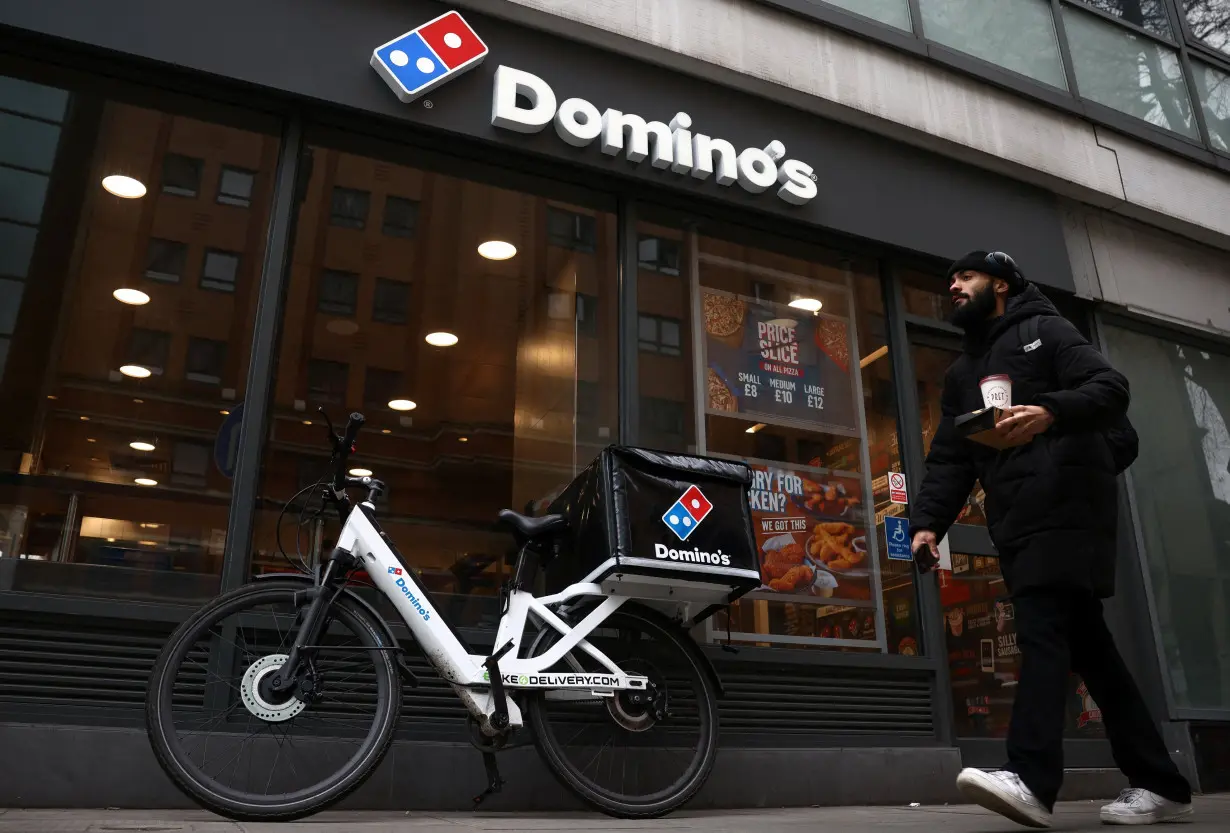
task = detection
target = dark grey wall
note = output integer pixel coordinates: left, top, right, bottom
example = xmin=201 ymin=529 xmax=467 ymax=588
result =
xmin=0 ymin=0 xmax=1075 ymax=290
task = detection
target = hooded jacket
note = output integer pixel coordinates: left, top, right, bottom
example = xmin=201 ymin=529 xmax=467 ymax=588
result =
xmin=908 ymin=284 xmax=1130 ymax=598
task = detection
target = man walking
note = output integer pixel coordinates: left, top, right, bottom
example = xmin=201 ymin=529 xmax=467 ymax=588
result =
xmin=909 ymin=251 xmax=1193 ymax=828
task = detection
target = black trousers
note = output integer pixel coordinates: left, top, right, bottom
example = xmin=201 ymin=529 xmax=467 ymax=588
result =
xmin=1004 ymin=589 xmax=1192 ymax=811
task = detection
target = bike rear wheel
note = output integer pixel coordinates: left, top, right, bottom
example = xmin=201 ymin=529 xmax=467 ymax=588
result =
xmin=145 ymin=580 xmax=400 ymax=821
xmin=526 ymin=602 xmax=719 ymax=818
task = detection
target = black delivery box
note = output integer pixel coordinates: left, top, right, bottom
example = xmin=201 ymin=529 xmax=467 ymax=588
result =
xmin=544 ymin=446 xmax=761 ymax=610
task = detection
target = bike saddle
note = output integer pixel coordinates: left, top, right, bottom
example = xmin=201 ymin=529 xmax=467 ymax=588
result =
xmin=497 ymin=509 xmax=567 ymax=540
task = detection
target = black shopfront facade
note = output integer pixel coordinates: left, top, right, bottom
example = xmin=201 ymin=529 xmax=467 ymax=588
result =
xmin=0 ymin=0 xmax=1180 ymax=810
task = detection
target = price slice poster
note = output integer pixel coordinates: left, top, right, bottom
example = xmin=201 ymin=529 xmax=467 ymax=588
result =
xmin=748 ymin=462 xmax=874 ymax=604
xmin=702 ymin=289 xmax=857 ymax=432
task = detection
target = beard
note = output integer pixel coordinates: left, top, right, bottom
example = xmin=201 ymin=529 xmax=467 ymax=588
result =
xmin=949 ymin=283 xmax=998 ymax=330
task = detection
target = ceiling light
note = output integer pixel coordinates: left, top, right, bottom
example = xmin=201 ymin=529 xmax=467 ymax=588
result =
xmin=102 ymin=174 xmax=147 ymax=199
xmin=220 ymin=409 xmax=230 ymax=415
xmin=302 ymin=420 xmax=313 ymax=426
xmin=458 ymin=436 xmax=469 ymax=443
xmin=746 ymin=423 xmax=767 ymax=434
xmin=388 ymin=399 xmax=417 ymax=412
xmin=87 ymin=438 xmax=96 ymax=443
xmin=133 ymin=399 xmax=144 ymax=404
xmin=788 ymin=297 xmax=823 ymax=313
xmin=139 ymin=540 xmax=157 ymax=546
xmin=141 ymin=523 xmax=160 ymax=529
xmin=135 ymin=478 xmax=158 ymax=487
xmin=478 ymin=240 xmax=517 ymax=260
xmin=130 ymin=441 xmax=156 ymax=452
xmin=120 ymin=364 xmax=152 ymax=379
xmin=425 ymin=331 xmax=458 ymax=347
xmin=381 ymin=429 xmax=392 ymax=435
xmin=47 ymin=394 xmax=56 ymax=400
xmin=349 ymin=467 xmax=373 ymax=477
xmin=113 ymin=288 xmax=150 ymax=305
xmin=106 ymin=537 xmax=116 ymax=543
xmin=80 ymin=415 xmax=90 ymax=421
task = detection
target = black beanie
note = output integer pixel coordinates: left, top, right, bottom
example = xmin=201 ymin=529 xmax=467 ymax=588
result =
xmin=947 ymin=250 xmax=1026 ymax=295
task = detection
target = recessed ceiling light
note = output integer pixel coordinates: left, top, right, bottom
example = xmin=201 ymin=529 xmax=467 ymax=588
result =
xmin=788 ymin=297 xmax=823 ymax=313
xmin=302 ymin=420 xmax=313 ymax=426
xmin=349 ymin=467 xmax=373 ymax=477
xmin=133 ymin=399 xmax=144 ymax=404
xmin=141 ymin=523 xmax=160 ymax=529
xmin=80 ymin=415 xmax=90 ymax=421
xmin=87 ymin=438 xmax=96 ymax=443
xmin=139 ymin=540 xmax=157 ymax=546
xmin=46 ymin=394 xmax=57 ymax=400
xmin=106 ymin=537 xmax=116 ymax=543
xmin=113 ymin=288 xmax=150 ymax=305
xmin=130 ymin=441 xmax=156 ymax=452
xmin=478 ymin=240 xmax=517 ymax=260
xmin=220 ymin=409 xmax=230 ymax=415
xmin=425 ymin=331 xmax=458 ymax=347
xmin=381 ymin=429 xmax=392 ymax=435
xmin=388 ymin=399 xmax=417 ymax=412
xmin=135 ymin=478 xmax=158 ymax=487
xmin=458 ymin=436 xmax=469 ymax=443
xmin=102 ymin=174 xmax=147 ymax=199
xmin=745 ymin=423 xmax=767 ymax=434
xmin=120 ymin=364 xmax=152 ymax=379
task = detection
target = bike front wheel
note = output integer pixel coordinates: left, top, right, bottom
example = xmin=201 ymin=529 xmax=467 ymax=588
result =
xmin=526 ymin=602 xmax=719 ymax=818
xmin=145 ymin=580 xmax=401 ymax=821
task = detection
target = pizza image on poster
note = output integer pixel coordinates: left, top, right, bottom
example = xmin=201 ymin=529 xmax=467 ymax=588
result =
xmin=748 ymin=462 xmax=873 ymax=603
xmin=703 ymin=289 xmax=858 ymax=432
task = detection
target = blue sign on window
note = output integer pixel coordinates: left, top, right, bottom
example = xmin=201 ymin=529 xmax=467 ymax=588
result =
xmin=885 ymin=515 xmax=912 ymax=561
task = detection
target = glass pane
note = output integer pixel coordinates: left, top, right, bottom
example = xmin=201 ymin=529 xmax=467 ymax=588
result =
xmin=1072 ymin=0 xmax=1173 ymax=37
xmin=1193 ymin=59 xmax=1230 ymax=152
xmin=1182 ymin=0 xmax=1230 ymax=56
xmin=0 ymin=166 xmax=50 ymax=225
xmin=160 ymin=153 xmax=203 ymax=197
xmin=811 ymin=0 xmax=913 ymax=30
xmin=0 ymin=71 xmax=276 ymax=603
xmin=1101 ymin=324 xmax=1230 ymax=711
xmin=912 ymin=342 xmax=988 ymax=526
xmin=920 ymin=0 xmax=1069 ymax=89
xmin=1064 ymin=5 xmax=1199 ymax=138
xmin=0 ymin=221 xmax=36 ymax=279
xmin=633 ymin=212 xmax=919 ymax=653
xmin=251 ymin=140 xmax=619 ymax=631
xmin=0 ymin=112 xmax=62 ymax=173
xmin=217 ymin=167 xmax=254 ymax=207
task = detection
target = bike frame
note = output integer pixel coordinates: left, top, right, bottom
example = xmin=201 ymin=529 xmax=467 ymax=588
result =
xmin=335 ymin=504 xmax=651 ymax=730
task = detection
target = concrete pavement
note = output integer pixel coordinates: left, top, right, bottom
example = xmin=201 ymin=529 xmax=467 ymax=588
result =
xmin=1 ymin=796 xmax=1227 ymax=833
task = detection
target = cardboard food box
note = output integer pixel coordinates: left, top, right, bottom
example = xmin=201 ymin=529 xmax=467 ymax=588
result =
xmin=954 ymin=407 xmax=1031 ymax=450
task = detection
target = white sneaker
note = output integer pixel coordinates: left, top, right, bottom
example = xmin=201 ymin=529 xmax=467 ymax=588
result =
xmin=956 ymin=768 xmax=1054 ymax=828
xmin=1100 ymin=788 xmax=1193 ymax=825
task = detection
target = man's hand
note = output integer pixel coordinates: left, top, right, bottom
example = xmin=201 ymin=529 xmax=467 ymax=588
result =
xmin=912 ymin=530 xmax=939 ymax=573
xmin=995 ymin=404 xmax=1055 ymax=444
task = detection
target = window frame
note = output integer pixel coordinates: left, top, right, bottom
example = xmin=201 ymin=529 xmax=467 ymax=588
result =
xmin=200 ymin=247 xmax=241 ymax=293
xmin=160 ymin=151 xmax=204 ymax=198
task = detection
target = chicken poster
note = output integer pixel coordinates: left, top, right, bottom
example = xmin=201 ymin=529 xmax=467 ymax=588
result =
xmin=702 ymin=289 xmax=858 ymax=433
xmin=749 ymin=462 xmax=874 ymax=603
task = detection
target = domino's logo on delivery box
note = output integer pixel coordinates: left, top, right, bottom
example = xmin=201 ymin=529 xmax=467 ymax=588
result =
xmin=662 ymin=486 xmax=713 ymax=542
xmin=370 ymin=11 xmax=488 ymax=103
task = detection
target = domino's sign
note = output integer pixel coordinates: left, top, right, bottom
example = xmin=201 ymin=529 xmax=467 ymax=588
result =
xmin=371 ymin=11 xmax=488 ymax=103
xmin=370 ymin=14 xmax=818 ymax=207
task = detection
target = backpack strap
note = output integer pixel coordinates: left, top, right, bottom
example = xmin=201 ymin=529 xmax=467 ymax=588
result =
xmin=1019 ymin=316 xmax=1041 ymax=354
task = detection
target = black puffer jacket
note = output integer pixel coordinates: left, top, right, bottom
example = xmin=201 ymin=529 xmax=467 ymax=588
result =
xmin=909 ymin=285 xmax=1130 ymax=599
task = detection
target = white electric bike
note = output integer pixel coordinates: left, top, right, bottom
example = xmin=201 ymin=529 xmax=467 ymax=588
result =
xmin=145 ymin=411 xmax=723 ymax=821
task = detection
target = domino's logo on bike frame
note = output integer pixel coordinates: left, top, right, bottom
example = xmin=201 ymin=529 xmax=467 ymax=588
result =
xmin=662 ymin=485 xmax=713 ymax=542
xmin=370 ymin=11 xmax=489 ymax=104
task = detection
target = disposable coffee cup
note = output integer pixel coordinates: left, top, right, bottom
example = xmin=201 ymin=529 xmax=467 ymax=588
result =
xmin=979 ymin=375 xmax=1012 ymax=409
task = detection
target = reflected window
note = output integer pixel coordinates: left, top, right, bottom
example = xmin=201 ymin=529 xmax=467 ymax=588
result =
xmin=216 ymin=166 xmax=255 ymax=207
xmin=0 ymin=67 xmax=276 ymax=602
xmin=330 ymin=186 xmax=370 ymax=229
xmin=1064 ymin=4 xmax=1199 ymax=138
xmin=638 ymin=314 xmax=682 ymax=356
xmin=252 ymin=139 xmax=619 ymax=630
xmin=145 ymin=238 xmax=187 ymax=284
xmin=920 ymin=0 xmax=1068 ymax=89
xmin=372 ymin=277 xmax=410 ymax=324
xmin=382 ymin=195 xmax=419 ymax=238
xmin=1182 ymin=0 xmax=1230 ymax=56
xmin=813 ymin=0 xmax=912 ymax=30
xmin=547 ymin=207 xmax=596 ymax=252
xmin=185 ymin=337 xmax=226 ymax=385
xmin=318 ymin=269 xmax=359 ymax=317
xmin=1072 ymin=0 xmax=1174 ymax=37
xmin=200 ymin=249 xmax=240 ymax=293
xmin=161 ymin=152 xmax=203 ymax=198
xmin=638 ymin=236 xmax=680 ymax=276
xmin=1193 ymin=60 xmax=1230 ymax=151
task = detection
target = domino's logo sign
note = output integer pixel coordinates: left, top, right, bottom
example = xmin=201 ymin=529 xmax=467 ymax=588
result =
xmin=371 ymin=11 xmax=489 ymax=104
xmin=662 ymin=485 xmax=713 ymax=542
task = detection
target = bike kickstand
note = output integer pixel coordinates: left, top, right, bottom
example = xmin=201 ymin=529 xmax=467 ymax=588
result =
xmin=472 ymin=750 xmax=505 ymax=807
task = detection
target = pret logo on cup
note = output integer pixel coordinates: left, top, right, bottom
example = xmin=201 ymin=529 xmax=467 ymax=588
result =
xmin=371 ymin=11 xmax=489 ymax=103
xmin=979 ymin=375 xmax=1012 ymax=409
xmin=661 ymin=485 xmax=713 ymax=542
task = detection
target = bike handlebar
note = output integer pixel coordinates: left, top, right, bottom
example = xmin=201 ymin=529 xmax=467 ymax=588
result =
xmin=331 ymin=412 xmax=366 ymax=491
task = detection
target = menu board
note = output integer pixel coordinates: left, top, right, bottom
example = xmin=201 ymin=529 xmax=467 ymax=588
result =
xmin=702 ymin=290 xmax=858 ymax=432
xmin=747 ymin=461 xmax=874 ymax=604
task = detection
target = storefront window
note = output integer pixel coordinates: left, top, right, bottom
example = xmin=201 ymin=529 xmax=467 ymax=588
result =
xmin=635 ymin=214 xmax=918 ymax=653
xmin=1102 ymin=323 xmax=1230 ymax=713
xmin=250 ymin=136 xmax=619 ymax=630
xmin=0 ymin=68 xmax=277 ymax=601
